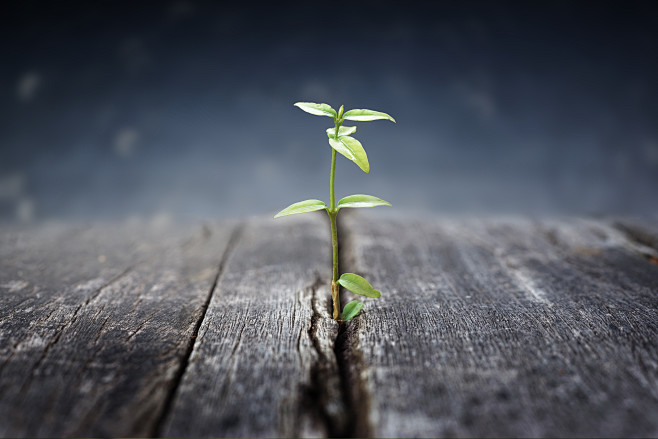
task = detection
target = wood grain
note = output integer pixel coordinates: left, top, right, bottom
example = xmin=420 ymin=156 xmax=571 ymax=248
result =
xmin=161 ymin=214 xmax=345 ymax=438
xmin=340 ymin=215 xmax=658 ymax=437
xmin=1 ymin=215 xmax=657 ymax=437
xmin=0 ymin=220 xmax=235 ymax=437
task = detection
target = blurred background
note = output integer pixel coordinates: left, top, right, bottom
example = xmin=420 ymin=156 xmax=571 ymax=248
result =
xmin=1 ymin=0 xmax=656 ymax=223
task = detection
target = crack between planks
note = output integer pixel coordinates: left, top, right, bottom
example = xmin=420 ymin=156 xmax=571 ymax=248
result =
xmin=302 ymin=275 xmax=338 ymax=436
xmin=304 ymin=271 xmax=365 ymax=439
xmin=296 ymin=212 xmax=375 ymax=438
xmin=150 ymin=223 xmax=244 ymax=438
xmin=333 ymin=212 xmax=375 ymax=438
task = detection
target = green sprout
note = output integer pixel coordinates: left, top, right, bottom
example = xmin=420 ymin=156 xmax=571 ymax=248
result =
xmin=274 ymin=102 xmax=395 ymax=322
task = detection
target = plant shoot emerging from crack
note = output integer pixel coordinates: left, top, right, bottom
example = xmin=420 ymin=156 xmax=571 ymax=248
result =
xmin=274 ymin=102 xmax=395 ymax=321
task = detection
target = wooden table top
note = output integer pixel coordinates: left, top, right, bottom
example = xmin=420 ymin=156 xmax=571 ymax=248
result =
xmin=1 ymin=213 xmax=657 ymax=437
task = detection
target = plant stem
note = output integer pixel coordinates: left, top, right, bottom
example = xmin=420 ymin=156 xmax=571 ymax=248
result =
xmin=330 ymin=148 xmax=336 ymax=210
xmin=329 ymin=147 xmax=340 ymax=320
xmin=330 ymin=212 xmax=340 ymax=320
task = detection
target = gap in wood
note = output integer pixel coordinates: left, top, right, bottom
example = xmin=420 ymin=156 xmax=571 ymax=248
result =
xmin=304 ymin=275 xmax=345 ymax=437
xmin=151 ymin=223 xmax=244 ymax=437
xmin=332 ymin=213 xmax=374 ymax=438
xmin=298 ymin=211 xmax=373 ymax=438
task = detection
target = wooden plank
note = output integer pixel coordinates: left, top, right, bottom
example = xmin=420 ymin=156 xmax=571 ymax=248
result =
xmin=0 ymin=220 xmax=236 ymax=437
xmin=341 ymin=215 xmax=658 ymax=437
xmin=162 ymin=214 xmax=346 ymax=438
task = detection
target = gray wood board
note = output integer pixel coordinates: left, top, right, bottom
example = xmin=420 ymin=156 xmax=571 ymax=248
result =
xmin=161 ymin=214 xmax=345 ymax=438
xmin=2 ymin=215 xmax=658 ymax=438
xmin=0 ymin=220 xmax=236 ymax=437
xmin=340 ymin=216 xmax=658 ymax=437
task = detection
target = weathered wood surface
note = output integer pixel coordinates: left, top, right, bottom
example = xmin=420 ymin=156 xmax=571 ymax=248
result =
xmin=341 ymin=215 xmax=658 ymax=437
xmin=0 ymin=214 xmax=657 ymax=437
xmin=161 ymin=215 xmax=344 ymax=438
xmin=0 ymin=220 xmax=236 ymax=437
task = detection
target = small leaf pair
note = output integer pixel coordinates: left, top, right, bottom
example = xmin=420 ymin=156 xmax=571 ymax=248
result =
xmin=294 ymin=103 xmax=396 ymax=123
xmin=273 ymin=195 xmax=391 ymax=219
xmin=339 ymin=274 xmax=380 ymax=322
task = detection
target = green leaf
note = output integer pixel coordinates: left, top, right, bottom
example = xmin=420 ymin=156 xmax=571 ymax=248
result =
xmin=326 ymin=126 xmax=357 ymax=137
xmin=328 ymin=135 xmax=370 ymax=173
xmin=341 ymin=300 xmax=363 ymax=322
xmin=274 ymin=199 xmax=327 ymax=218
xmin=338 ymin=273 xmax=381 ymax=298
xmin=337 ymin=194 xmax=391 ymax=210
xmin=294 ymin=102 xmax=337 ymax=118
xmin=343 ymin=108 xmax=396 ymax=123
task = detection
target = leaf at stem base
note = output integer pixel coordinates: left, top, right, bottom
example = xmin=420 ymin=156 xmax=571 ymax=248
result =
xmin=341 ymin=300 xmax=363 ymax=322
xmin=338 ymin=273 xmax=381 ymax=298
xmin=273 ymin=199 xmax=327 ymax=218
xmin=337 ymin=194 xmax=391 ymax=210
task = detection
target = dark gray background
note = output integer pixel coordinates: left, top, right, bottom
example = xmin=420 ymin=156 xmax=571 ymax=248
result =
xmin=1 ymin=1 xmax=656 ymax=222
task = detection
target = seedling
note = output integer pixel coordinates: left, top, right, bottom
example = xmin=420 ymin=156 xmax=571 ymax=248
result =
xmin=275 ymin=102 xmax=395 ymax=322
